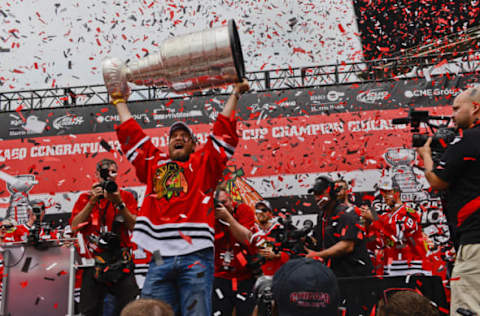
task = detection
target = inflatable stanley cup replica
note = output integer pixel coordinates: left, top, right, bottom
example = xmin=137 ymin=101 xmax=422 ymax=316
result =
xmin=102 ymin=20 xmax=245 ymax=94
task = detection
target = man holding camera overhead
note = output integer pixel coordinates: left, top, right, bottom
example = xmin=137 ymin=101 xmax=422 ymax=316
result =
xmin=70 ymin=158 xmax=139 ymax=316
xmin=417 ymin=88 xmax=480 ymax=315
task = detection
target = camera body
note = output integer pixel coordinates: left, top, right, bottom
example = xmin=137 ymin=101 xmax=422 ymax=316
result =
xmin=392 ymin=109 xmax=456 ymax=165
xmin=98 ymin=166 xmax=118 ymax=194
xmin=268 ymin=215 xmax=314 ymax=257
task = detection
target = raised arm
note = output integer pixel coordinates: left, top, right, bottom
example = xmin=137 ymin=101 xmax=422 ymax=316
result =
xmin=221 ymin=79 xmax=250 ymax=119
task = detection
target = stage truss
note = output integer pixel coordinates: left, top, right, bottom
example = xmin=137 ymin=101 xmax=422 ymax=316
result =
xmin=1 ymin=51 xmax=480 ymax=111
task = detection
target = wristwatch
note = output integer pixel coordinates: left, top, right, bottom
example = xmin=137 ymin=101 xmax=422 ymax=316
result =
xmin=115 ymin=202 xmax=126 ymax=211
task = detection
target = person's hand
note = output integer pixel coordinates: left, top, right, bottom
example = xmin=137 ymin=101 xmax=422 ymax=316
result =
xmin=259 ymin=248 xmax=279 ymax=260
xmin=27 ymin=212 xmax=36 ymax=227
xmin=305 ymin=247 xmax=321 ymax=259
xmin=416 ymin=137 xmax=432 ymax=161
xmin=104 ymin=190 xmax=123 ymax=206
xmin=89 ymin=183 xmax=104 ymax=203
xmin=102 ymin=57 xmax=130 ymax=104
xmin=233 ymin=78 xmax=249 ymax=95
xmin=360 ymin=206 xmax=374 ymax=222
xmin=215 ymin=203 xmax=232 ymax=223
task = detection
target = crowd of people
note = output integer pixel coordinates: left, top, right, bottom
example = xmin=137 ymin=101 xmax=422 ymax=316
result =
xmin=0 ymin=78 xmax=479 ymax=316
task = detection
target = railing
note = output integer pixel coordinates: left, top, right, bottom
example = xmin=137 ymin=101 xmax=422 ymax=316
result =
xmin=1 ymin=51 xmax=480 ymax=111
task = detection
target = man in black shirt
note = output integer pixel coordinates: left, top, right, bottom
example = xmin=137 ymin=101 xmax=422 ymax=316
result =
xmin=417 ymin=87 xmax=480 ymax=314
xmin=305 ymin=176 xmax=373 ymax=278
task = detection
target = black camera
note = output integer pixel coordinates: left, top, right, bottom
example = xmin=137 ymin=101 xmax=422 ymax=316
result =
xmin=97 ymin=231 xmax=122 ymax=250
xmin=32 ymin=205 xmax=43 ymax=216
xmin=269 ymin=215 xmax=314 ymax=257
xmin=98 ymin=166 xmax=118 ymax=194
xmin=392 ymin=109 xmax=456 ymax=164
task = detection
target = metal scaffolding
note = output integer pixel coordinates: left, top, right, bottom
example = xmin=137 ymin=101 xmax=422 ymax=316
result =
xmin=1 ymin=51 xmax=480 ymax=112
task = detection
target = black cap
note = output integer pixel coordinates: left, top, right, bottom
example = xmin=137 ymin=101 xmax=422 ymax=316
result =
xmin=307 ymin=176 xmax=333 ymax=194
xmin=272 ymin=258 xmax=339 ymax=316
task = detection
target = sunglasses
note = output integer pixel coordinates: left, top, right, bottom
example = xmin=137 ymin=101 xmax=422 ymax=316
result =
xmin=373 ymin=288 xmax=431 ymax=316
xmin=255 ymin=208 xmax=270 ymax=213
xmin=0 ymin=225 xmax=13 ymax=230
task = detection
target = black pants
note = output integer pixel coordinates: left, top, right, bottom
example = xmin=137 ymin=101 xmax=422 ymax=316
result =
xmin=79 ymin=267 xmax=139 ymax=316
xmin=213 ymin=277 xmax=256 ymax=316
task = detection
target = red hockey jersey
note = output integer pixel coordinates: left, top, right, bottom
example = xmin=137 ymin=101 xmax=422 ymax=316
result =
xmin=367 ymin=204 xmax=431 ymax=275
xmin=116 ymin=114 xmax=238 ymax=256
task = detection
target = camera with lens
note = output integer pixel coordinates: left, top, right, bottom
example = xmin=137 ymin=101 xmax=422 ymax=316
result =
xmin=97 ymin=231 xmax=122 ymax=250
xmin=32 ymin=205 xmax=43 ymax=216
xmin=97 ymin=165 xmax=118 ymax=194
xmin=392 ymin=109 xmax=456 ymax=165
xmin=27 ymin=200 xmax=50 ymax=249
xmin=269 ymin=215 xmax=314 ymax=257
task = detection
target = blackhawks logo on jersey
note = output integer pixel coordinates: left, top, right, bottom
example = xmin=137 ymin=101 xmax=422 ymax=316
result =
xmin=153 ymin=162 xmax=188 ymax=200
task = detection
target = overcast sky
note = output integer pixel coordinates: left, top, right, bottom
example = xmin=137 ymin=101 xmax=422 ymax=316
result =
xmin=0 ymin=0 xmax=362 ymax=92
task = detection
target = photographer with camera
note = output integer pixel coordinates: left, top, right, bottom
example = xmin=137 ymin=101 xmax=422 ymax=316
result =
xmin=417 ymin=88 xmax=480 ymax=315
xmin=305 ymin=176 xmax=373 ymax=278
xmin=25 ymin=199 xmax=61 ymax=245
xmin=70 ymin=158 xmax=139 ymax=316
xmin=213 ymin=186 xmax=257 ymax=316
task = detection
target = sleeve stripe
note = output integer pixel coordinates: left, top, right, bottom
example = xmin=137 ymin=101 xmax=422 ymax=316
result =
xmin=210 ymin=134 xmax=235 ymax=157
xmin=126 ymin=136 xmax=150 ymax=162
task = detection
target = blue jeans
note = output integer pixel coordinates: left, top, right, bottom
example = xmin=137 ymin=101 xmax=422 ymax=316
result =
xmin=141 ymin=247 xmax=214 ymax=316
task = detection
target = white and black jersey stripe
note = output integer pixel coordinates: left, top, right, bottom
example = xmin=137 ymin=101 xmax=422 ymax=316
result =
xmin=384 ymin=260 xmax=431 ymax=276
xmin=126 ymin=136 xmax=150 ymax=163
xmin=132 ymin=217 xmax=215 ymax=256
xmin=210 ymin=134 xmax=235 ymax=159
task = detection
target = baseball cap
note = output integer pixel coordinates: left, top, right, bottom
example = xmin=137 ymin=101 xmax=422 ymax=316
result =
xmin=168 ymin=121 xmax=195 ymax=141
xmin=307 ymin=176 xmax=333 ymax=194
xmin=377 ymin=176 xmax=399 ymax=191
xmin=255 ymin=200 xmax=272 ymax=212
xmin=272 ymin=258 xmax=339 ymax=316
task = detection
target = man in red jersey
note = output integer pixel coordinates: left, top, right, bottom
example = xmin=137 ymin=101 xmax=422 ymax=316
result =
xmin=71 ymin=159 xmax=139 ymax=316
xmin=250 ymin=200 xmax=289 ymax=276
xmin=213 ymin=186 xmax=256 ymax=316
xmin=361 ymin=177 xmax=431 ymax=276
xmin=103 ymin=57 xmax=249 ymax=315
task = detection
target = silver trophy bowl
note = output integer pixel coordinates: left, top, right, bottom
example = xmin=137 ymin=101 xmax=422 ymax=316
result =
xmin=103 ymin=20 xmax=245 ymax=94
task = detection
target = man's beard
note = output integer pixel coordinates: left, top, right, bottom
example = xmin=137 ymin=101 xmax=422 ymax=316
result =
xmin=170 ymin=151 xmax=190 ymax=162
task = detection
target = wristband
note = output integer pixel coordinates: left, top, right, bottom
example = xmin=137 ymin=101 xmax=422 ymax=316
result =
xmin=115 ymin=202 xmax=126 ymax=211
xmin=112 ymin=98 xmax=126 ymax=105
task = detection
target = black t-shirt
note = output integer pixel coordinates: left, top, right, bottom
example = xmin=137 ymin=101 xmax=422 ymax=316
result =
xmin=313 ymin=203 xmax=373 ymax=278
xmin=433 ymin=124 xmax=480 ymax=246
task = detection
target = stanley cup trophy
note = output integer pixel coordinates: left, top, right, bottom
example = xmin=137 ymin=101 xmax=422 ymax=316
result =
xmin=102 ymin=19 xmax=245 ymax=94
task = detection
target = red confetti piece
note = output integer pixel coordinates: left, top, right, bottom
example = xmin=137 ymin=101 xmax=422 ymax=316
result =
xmin=338 ymin=24 xmax=345 ymax=33
xmin=434 ymin=59 xmax=448 ymax=68
xmin=20 ymin=281 xmax=28 ymax=288
xmin=232 ymin=278 xmax=238 ymax=291
xmin=188 ymin=261 xmax=206 ymax=269
xmin=178 ymin=231 xmax=192 ymax=244
xmin=236 ymin=252 xmax=247 ymax=267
